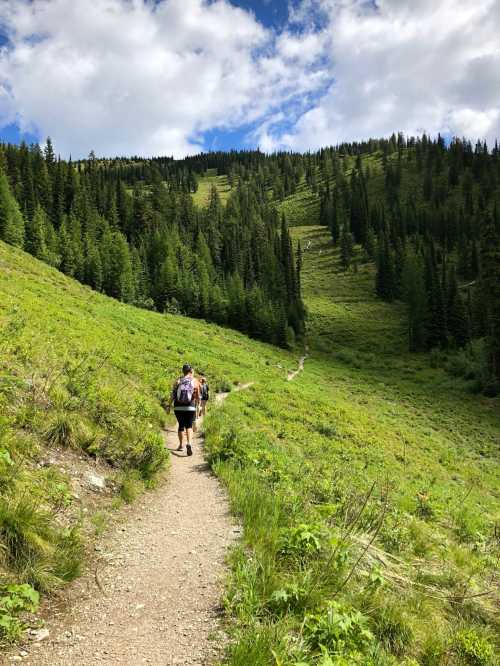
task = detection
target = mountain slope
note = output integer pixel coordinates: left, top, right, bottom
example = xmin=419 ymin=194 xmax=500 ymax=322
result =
xmin=0 ymin=240 xmax=294 ymax=643
xmin=201 ymin=226 xmax=500 ymax=665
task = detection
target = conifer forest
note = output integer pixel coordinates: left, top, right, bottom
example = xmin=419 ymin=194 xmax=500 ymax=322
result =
xmin=1 ymin=134 xmax=499 ymax=389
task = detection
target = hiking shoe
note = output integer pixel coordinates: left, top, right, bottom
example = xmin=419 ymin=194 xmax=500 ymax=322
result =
xmin=176 ymin=444 xmax=184 ymax=452
xmin=186 ymin=444 xmax=193 ymax=456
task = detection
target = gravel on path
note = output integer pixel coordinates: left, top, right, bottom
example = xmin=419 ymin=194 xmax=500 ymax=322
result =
xmin=4 ymin=406 xmax=237 ymax=666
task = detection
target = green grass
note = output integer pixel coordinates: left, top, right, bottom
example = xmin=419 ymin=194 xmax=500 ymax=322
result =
xmin=192 ymin=168 xmax=232 ymax=207
xmin=1 ymin=218 xmax=499 ymax=661
xmin=278 ymin=177 xmax=321 ymax=227
xmin=203 ymin=225 xmax=499 ymax=665
xmin=0 ymin=240 xmax=294 ymax=643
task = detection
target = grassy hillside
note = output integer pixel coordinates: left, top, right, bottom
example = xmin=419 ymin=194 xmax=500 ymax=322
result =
xmin=192 ymin=168 xmax=232 ymax=207
xmin=1 ymin=222 xmax=499 ymax=662
xmin=0 ymin=240 xmax=294 ymax=644
xmin=204 ymin=226 xmax=499 ymax=665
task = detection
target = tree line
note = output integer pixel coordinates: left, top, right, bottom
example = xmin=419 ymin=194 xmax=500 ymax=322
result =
xmin=0 ymin=139 xmax=304 ymax=347
xmin=319 ymin=134 xmax=500 ymax=390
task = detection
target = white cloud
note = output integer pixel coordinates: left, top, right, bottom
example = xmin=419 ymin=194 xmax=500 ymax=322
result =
xmin=264 ymin=0 xmax=500 ymax=151
xmin=0 ymin=0 xmax=325 ymax=157
xmin=0 ymin=0 xmax=499 ymax=157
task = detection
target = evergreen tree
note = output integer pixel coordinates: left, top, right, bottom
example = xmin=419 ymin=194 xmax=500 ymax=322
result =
xmin=376 ymin=231 xmax=397 ymax=301
xmin=25 ymin=205 xmax=48 ymax=260
xmin=479 ymin=212 xmax=500 ymax=380
xmin=340 ymin=225 xmax=354 ymax=271
xmin=446 ymin=267 xmax=469 ymax=347
xmin=0 ymin=168 xmax=25 ymax=247
xmin=402 ymin=252 xmax=428 ymax=351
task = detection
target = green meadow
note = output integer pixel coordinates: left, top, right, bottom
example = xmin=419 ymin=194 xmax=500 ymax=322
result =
xmin=204 ymin=226 xmax=499 ymax=665
xmin=192 ymin=168 xmax=232 ymax=207
xmin=0 ymin=221 xmax=498 ymax=662
xmin=0 ymin=240 xmax=293 ymax=644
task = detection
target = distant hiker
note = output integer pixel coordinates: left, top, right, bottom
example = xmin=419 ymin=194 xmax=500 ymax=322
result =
xmin=199 ymin=375 xmax=209 ymax=417
xmin=165 ymin=363 xmax=200 ymax=456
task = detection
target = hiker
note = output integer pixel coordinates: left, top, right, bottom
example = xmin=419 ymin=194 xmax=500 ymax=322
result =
xmin=199 ymin=375 xmax=209 ymax=417
xmin=165 ymin=363 xmax=200 ymax=456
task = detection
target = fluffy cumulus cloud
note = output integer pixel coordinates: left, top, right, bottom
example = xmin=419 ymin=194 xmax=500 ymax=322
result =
xmin=265 ymin=0 xmax=500 ymax=151
xmin=0 ymin=0 xmax=499 ymax=156
xmin=0 ymin=0 xmax=327 ymax=157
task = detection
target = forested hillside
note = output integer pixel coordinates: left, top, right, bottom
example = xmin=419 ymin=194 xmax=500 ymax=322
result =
xmin=1 ymin=134 xmax=499 ymax=391
xmin=0 ymin=134 xmax=499 ymax=663
xmin=0 ymin=141 xmax=304 ymax=347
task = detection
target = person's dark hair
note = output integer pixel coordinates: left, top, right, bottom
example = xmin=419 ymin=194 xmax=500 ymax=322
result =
xmin=182 ymin=363 xmax=193 ymax=375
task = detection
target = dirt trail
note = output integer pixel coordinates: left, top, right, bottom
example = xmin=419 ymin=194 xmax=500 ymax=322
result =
xmin=287 ymin=347 xmax=309 ymax=381
xmin=5 ymin=395 xmax=240 ymax=666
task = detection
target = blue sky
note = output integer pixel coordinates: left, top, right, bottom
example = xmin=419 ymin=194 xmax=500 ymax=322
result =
xmin=0 ymin=0 xmax=498 ymax=158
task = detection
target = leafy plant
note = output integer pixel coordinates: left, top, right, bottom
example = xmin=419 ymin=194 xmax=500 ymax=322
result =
xmin=278 ymin=524 xmax=323 ymax=562
xmin=453 ymin=628 xmax=495 ymax=666
xmin=0 ymin=584 xmax=39 ymax=643
xmin=267 ymin=581 xmax=308 ymax=615
xmin=303 ymin=601 xmax=374 ymax=656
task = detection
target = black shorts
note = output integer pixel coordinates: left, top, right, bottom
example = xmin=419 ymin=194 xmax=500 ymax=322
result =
xmin=174 ymin=410 xmax=196 ymax=432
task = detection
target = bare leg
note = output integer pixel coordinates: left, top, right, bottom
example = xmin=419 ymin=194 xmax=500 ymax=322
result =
xmin=186 ymin=426 xmax=194 ymax=456
xmin=176 ymin=430 xmax=184 ymax=450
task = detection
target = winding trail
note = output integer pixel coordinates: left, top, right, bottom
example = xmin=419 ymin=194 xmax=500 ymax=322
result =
xmin=5 ymin=395 xmax=240 ymax=666
xmin=287 ymin=346 xmax=309 ymax=381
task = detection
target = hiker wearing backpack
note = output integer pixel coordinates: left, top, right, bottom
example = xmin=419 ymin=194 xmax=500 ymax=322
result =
xmin=199 ymin=375 xmax=209 ymax=417
xmin=165 ymin=363 xmax=200 ymax=456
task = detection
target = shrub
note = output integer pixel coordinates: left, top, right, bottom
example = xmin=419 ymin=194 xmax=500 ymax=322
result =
xmin=205 ymin=417 xmax=250 ymax=467
xmin=304 ymin=601 xmax=374 ymax=656
xmin=44 ymin=411 xmax=79 ymax=448
xmin=453 ymin=628 xmax=495 ymax=666
xmin=0 ymin=584 xmax=39 ymax=644
xmin=75 ymin=421 xmax=103 ymax=456
xmin=420 ymin=631 xmax=448 ymax=666
xmin=133 ymin=431 xmax=169 ymax=481
xmin=120 ymin=471 xmax=143 ymax=503
xmin=266 ymin=581 xmax=308 ymax=616
xmin=317 ymin=423 xmax=337 ymax=438
xmin=278 ymin=523 xmax=323 ymax=562
xmin=0 ymin=496 xmax=82 ymax=591
xmin=453 ymin=507 xmax=484 ymax=544
xmin=215 ymin=377 xmax=232 ymax=393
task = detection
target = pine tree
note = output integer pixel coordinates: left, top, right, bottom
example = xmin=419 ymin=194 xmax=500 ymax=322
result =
xmin=376 ymin=231 xmax=396 ymax=301
xmin=108 ymin=232 xmax=135 ymax=303
xmin=402 ymin=252 xmax=428 ymax=350
xmin=426 ymin=258 xmax=447 ymax=348
xmin=364 ymin=226 xmax=376 ymax=260
xmin=0 ymin=168 xmax=25 ymax=247
xmin=44 ymin=137 xmax=56 ymax=170
xmin=25 ymin=205 xmax=48 ymax=260
xmin=479 ymin=212 xmax=500 ymax=380
xmin=340 ymin=224 xmax=354 ymax=271
xmin=446 ymin=267 xmax=469 ymax=347
xmin=84 ymin=237 xmax=103 ymax=292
